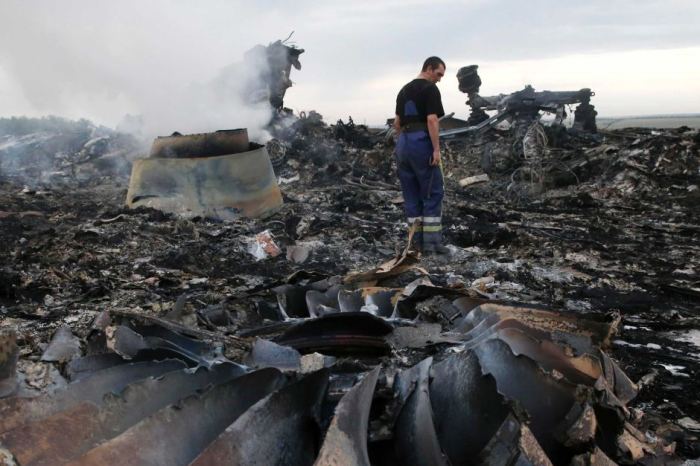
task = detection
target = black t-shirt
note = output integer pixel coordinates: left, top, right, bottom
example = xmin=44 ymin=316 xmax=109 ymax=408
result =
xmin=395 ymin=79 xmax=445 ymax=126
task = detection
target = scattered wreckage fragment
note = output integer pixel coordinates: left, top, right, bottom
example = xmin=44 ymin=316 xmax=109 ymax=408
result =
xmin=126 ymin=128 xmax=283 ymax=220
xmin=442 ymin=64 xmax=598 ymax=139
xmin=0 ymin=274 xmax=678 ymax=465
xmin=315 ymin=367 xmax=380 ymax=466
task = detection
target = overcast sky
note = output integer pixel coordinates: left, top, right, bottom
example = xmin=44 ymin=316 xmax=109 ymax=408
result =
xmin=1 ymin=0 xmax=699 ymax=134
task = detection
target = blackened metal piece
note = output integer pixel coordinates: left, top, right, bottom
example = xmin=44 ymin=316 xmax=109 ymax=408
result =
xmin=477 ymin=413 xmax=554 ymax=466
xmin=71 ymin=368 xmax=285 ymax=466
xmin=429 ymin=351 xmax=510 ymax=463
xmin=454 ymin=300 xmax=619 ymax=352
xmin=0 ymin=363 xmax=246 ymax=465
xmin=245 ymin=338 xmax=302 ymax=372
xmin=0 ymin=359 xmax=185 ymax=434
xmin=474 ymin=339 xmax=577 ymax=461
xmin=393 ymin=357 xmax=448 ymax=466
xmin=66 ymin=353 xmax=128 ymax=381
xmin=108 ymin=324 xmax=225 ymax=367
xmin=275 ymin=283 xmax=313 ymax=318
xmin=306 ymin=288 xmax=341 ymax=318
xmin=275 ymin=313 xmax=393 ymax=356
xmin=556 ymin=402 xmax=597 ymax=448
xmin=569 ymin=447 xmax=617 ymax=466
xmin=191 ymin=369 xmax=329 ymax=466
xmin=149 ymin=129 xmax=250 ymax=159
xmin=337 ymin=288 xmax=365 ymax=313
xmin=495 ymin=326 xmax=601 ymax=386
xmin=126 ymin=143 xmax=283 ymax=220
xmin=338 ymin=288 xmax=399 ymax=317
xmin=393 ymin=284 xmax=470 ymax=321
xmin=316 ymin=367 xmax=380 ymax=466
xmin=598 ymin=350 xmax=638 ymax=404
xmin=40 ymin=324 xmax=82 ymax=363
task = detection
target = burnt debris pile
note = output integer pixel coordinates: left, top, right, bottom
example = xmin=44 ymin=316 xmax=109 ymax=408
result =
xmin=0 ymin=267 xmax=667 ymax=465
xmin=0 ymin=116 xmax=142 ymax=188
xmin=0 ymin=112 xmax=699 ymax=464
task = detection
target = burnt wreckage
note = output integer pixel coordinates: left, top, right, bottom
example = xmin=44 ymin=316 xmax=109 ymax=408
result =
xmin=441 ymin=65 xmax=598 ymax=156
xmin=1 ymin=42 xmax=700 ymax=465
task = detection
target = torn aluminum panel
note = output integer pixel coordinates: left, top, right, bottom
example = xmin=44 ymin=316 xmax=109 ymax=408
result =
xmin=245 ymin=338 xmax=302 ymax=372
xmin=191 ymin=369 xmax=329 ymax=465
xmin=315 ymin=367 xmax=380 ymax=466
xmin=40 ymin=325 xmax=81 ymax=363
xmin=70 ymin=368 xmax=284 ymax=466
xmin=0 ymin=363 xmax=244 ymax=465
xmin=429 ymin=351 xmax=510 ymax=463
xmin=453 ymin=306 xmax=637 ymax=402
xmin=106 ymin=324 xmax=225 ymax=367
xmin=0 ymin=329 xmax=18 ymax=398
xmin=393 ymin=357 xmax=448 ymax=466
xmin=474 ymin=339 xmax=577 ymax=462
xmin=477 ymin=413 xmax=554 ymax=466
xmin=0 ymin=359 xmax=185 ymax=434
xmin=275 ymin=312 xmax=393 ymax=356
xmin=454 ymin=300 xmax=620 ymax=350
xmin=126 ymin=130 xmax=282 ymax=220
xmin=66 ymin=353 xmax=128 ymax=381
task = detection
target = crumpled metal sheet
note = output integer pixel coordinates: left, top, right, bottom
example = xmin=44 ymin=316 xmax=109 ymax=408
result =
xmin=474 ymin=339 xmax=577 ymax=461
xmin=477 ymin=413 xmax=554 ymax=466
xmin=454 ymin=300 xmax=620 ymax=350
xmin=70 ymin=368 xmax=284 ymax=466
xmin=429 ymin=351 xmax=510 ymax=463
xmin=393 ymin=357 xmax=448 ymax=466
xmin=452 ymin=304 xmax=637 ymax=404
xmin=0 ymin=359 xmax=185 ymax=435
xmin=126 ymin=145 xmax=283 ymax=220
xmin=191 ymin=369 xmax=329 ymax=465
xmin=0 ymin=363 xmax=245 ymax=465
xmin=106 ymin=323 xmax=226 ymax=367
xmin=66 ymin=353 xmax=128 ymax=381
xmin=315 ymin=367 xmax=380 ymax=466
xmin=40 ymin=325 xmax=81 ymax=363
xmin=245 ymin=338 xmax=302 ymax=372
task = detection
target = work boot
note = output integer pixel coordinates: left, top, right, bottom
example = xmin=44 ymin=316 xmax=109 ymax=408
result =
xmin=422 ymin=243 xmax=450 ymax=255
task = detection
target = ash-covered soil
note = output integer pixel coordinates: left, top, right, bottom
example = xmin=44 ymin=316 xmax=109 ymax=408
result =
xmin=1 ymin=116 xmax=699 ymax=457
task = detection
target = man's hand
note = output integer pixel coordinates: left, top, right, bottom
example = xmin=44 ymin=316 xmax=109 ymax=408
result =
xmin=431 ymin=149 xmax=441 ymax=166
xmin=427 ymin=114 xmax=440 ymax=166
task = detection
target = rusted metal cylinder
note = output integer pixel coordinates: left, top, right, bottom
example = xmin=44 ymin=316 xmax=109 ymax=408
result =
xmin=149 ymin=129 xmax=250 ymax=159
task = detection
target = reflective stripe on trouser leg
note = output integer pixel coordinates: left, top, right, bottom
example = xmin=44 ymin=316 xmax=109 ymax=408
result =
xmin=422 ymin=165 xmax=444 ymax=248
xmin=422 ymin=217 xmax=442 ymax=247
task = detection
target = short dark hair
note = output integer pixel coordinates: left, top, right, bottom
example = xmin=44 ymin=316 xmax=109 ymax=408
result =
xmin=422 ymin=56 xmax=445 ymax=72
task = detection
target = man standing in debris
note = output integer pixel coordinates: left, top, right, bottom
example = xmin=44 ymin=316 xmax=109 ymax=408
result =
xmin=394 ymin=56 xmax=448 ymax=254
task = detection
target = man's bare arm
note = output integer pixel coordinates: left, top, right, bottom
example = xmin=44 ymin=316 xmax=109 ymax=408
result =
xmin=427 ymin=114 xmax=440 ymax=165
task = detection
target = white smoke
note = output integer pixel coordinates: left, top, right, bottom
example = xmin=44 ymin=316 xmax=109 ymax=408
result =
xmin=0 ymin=1 xmax=288 ymax=141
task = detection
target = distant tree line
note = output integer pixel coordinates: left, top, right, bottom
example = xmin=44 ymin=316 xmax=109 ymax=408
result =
xmin=0 ymin=116 xmax=97 ymax=137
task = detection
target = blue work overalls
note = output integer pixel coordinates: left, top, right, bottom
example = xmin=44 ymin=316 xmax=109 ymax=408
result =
xmin=396 ymin=130 xmax=444 ymax=250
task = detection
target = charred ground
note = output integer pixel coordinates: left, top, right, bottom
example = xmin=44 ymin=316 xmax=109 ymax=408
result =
xmin=1 ymin=115 xmax=699 ymax=459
